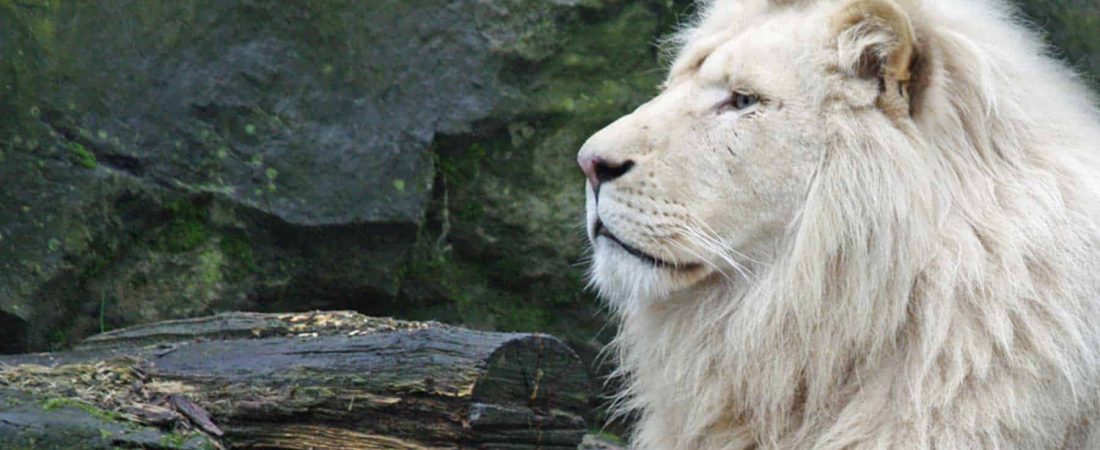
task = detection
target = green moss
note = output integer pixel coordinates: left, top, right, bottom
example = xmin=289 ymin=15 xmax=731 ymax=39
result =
xmin=524 ymin=3 xmax=664 ymax=126
xmin=46 ymin=328 xmax=71 ymax=351
xmin=290 ymin=385 xmax=335 ymax=401
xmin=219 ymin=232 xmax=256 ymax=282
xmin=41 ymin=398 xmax=121 ymax=422
xmin=156 ymin=217 xmax=208 ymax=252
xmin=151 ymin=199 xmax=210 ymax=253
xmin=98 ymin=294 xmax=108 ymax=333
xmin=40 ymin=397 xmax=69 ymax=410
xmin=67 ymin=142 xmax=98 ymax=169
xmin=438 ymin=142 xmax=488 ymax=185
xmin=196 ymin=247 xmax=224 ymax=287
xmin=79 ymin=252 xmax=112 ymax=282
xmin=588 ymin=430 xmax=626 ymax=445
xmin=159 ymin=431 xmax=188 ymax=448
xmin=400 ymin=246 xmax=559 ymax=332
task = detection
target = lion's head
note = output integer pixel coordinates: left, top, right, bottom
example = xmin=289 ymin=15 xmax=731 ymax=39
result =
xmin=580 ymin=0 xmax=928 ymax=306
xmin=580 ymin=0 xmax=1100 ymax=448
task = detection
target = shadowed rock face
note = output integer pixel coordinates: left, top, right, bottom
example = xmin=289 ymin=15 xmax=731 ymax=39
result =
xmin=0 ymin=1 xmax=462 ymax=349
xmin=7 ymin=2 xmax=494 ymax=227
xmin=0 ymin=0 xmax=1095 ymax=361
xmin=0 ymin=312 xmax=26 ymax=354
xmin=0 ymin=0 xmax=689 ymax=353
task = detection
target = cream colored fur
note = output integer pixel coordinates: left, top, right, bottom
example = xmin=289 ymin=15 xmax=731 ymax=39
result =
xmin=578 ymin=0 xmax=1100 ymax=448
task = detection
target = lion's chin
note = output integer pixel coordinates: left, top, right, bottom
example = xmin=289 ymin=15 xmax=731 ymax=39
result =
xmin=591 ymin=239 xmax=714 ymax=305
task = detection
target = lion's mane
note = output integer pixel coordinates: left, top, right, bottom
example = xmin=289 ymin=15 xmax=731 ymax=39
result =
xmin=605 ymin=1 xmax=1100 ymax=448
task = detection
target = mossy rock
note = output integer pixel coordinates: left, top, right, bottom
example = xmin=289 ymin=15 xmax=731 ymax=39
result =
xmin=0 ymin=0 xmax=689 ymax=354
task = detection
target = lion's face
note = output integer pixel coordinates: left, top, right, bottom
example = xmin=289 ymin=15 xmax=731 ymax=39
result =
xmin=581 ymin=5 xmax=846 ymax=302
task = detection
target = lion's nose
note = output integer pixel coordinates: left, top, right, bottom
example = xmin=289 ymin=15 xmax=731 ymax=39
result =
xmin=578 ymin=156 xmax=635 ymax=192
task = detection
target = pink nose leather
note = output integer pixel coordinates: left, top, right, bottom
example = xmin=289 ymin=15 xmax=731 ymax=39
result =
xmin=578 ymin=156 xmax=602 ymax=191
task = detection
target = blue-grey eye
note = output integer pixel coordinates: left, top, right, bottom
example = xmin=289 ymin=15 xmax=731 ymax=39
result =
xmin=731 ymin=92 xmax=760 ymax=110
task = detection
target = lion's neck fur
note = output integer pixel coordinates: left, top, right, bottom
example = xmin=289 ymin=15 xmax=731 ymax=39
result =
xmin=610 ymin=1 xmax=1100 ymax=448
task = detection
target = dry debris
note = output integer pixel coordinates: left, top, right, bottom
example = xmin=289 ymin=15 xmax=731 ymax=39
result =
xmin=276 ymin=310 xmax=433 ymax=337
xmin=0 ymin=358 xmax=225 ymax=448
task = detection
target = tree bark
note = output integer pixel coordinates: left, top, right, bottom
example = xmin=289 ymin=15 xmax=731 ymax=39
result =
xmin=0 ymin=311 xmax=591 ymax=449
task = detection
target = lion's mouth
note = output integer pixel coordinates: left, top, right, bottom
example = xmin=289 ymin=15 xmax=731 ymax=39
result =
xmin=595 ymin=220 xmax=702 ymax=271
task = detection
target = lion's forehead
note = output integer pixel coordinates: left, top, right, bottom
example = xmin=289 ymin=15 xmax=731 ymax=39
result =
xmin=671 ymin=2 xmax=830 ymax=89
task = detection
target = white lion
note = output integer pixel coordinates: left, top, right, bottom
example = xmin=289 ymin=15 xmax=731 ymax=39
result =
xmin=578 ymin=0 xmax=1100 ymax=448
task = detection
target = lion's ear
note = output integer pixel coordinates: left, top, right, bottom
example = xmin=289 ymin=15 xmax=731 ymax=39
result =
xmin=832 ymin=0 xmax=917 ymax=117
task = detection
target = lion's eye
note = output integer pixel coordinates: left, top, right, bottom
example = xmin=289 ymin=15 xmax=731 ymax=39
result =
xmin=717 ymin=91 xmax=762 ymax=114
xmin=730 ymin=92 xmax=760 ymax=110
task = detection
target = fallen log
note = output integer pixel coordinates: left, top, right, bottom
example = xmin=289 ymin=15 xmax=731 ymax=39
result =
xmin=0 ymin=311 xmax=591 ymax=449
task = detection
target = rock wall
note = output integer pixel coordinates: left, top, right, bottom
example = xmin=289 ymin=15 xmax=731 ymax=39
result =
xmin=0 ymin=0 xmax=691 ymax=356
xmin=0 ymin=0 xmax=1096 ymax=382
